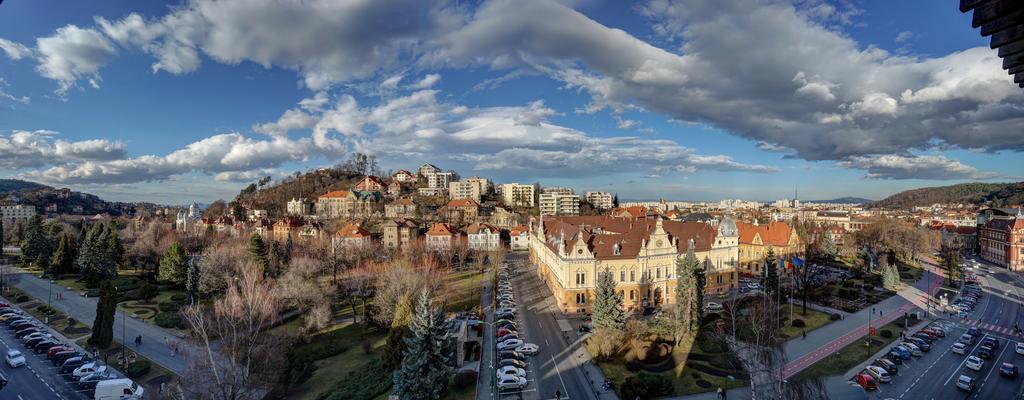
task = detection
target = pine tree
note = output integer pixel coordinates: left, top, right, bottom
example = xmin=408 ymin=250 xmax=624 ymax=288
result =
xmin=249 ymin=233 xmax=269 ymax=276
xmin=185 ymin=257 xmax=200 ymax=304
xmin=50 ymin=233 xmax=76 ymax=276
xmin=695 ymin=257 xmax=708 ymax=324
xmin=392 ymin=289 xmax=454 ymax=400
xmin=103 ymin=225 xmax=124 ymax=277
xmin=592 ymin=268 xmax=625 ymax=331
xmin=20 ymin=214 xmax=51 ymax=266
xmin=612 ymin=193 xmax=620 ymax=208
xmin=89 ymin=280 xmax=117 ymax=348
xmin=159 ymin=243 xmax=187 ymax=286
xmin=882 ymin=263 xmax=900 ymax=290
xmin=763 ymin=248 xmax=779 ymax=299
xmin=283 ymin=233 xmax=294 ymax=267
xmin=675 ymin=242 xmax=700 ymax=337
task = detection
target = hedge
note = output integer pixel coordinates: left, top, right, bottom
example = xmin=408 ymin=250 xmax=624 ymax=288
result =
xmin=15 ymin=295 xmax=30 ymax=303
xmin=620 ymin=372 xmax=674 ymax=400
xmin=158 ymin=302 xmax=182 ymax=312
xmin=155 ymin=312 xmax=181 ymax=328
xmin=125 ymin=360 xmax=151 ymax=378
xmin=170 ymin=293 xmax=188 ymax=302
xmin=791 ymin=319 xmax=806 ymax=328
xmin=830 ymin=313 xmax=842 ymax=321
xmin=316 ymin=360 xmax=391 ymax=400
xmin=453 ymin=370 xmax=477 ymax=389
xmin=880 ymin=329 xmax=893 ymax=338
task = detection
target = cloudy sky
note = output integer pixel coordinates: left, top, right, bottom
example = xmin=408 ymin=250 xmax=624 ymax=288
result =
xmin=1 ymin=0 xmax=1021 ymax=205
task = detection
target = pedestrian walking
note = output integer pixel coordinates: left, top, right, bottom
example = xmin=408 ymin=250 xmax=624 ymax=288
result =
xmin=718 ymin=387 xmax=726 ymax=400
xmin=104 ymin=353 xmax=108 ymax=364
xmin=802 ymin=330 xmax=806 ymax=339
xmin=159 ymin=382 xmax=165 ymax=394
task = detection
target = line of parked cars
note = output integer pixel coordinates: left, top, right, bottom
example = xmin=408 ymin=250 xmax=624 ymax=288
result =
xmin=951 ymin=276 xmax=982 ymax=315
xmin=0 ymin=302 xmax=144 ymax=399
xmin=855 ymin=324 xmax=948 ymax=391
xmin=951 ymin=325 xmax=1021 ymax=391
xmin=494 ymin=264 xmax=540 ymax=392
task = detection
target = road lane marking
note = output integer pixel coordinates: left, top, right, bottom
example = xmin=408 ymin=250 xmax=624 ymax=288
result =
xmin=974 ymin=339 xmax=1009 ymax=395
xmin=943 ymin=333 xmax=989 ymax=386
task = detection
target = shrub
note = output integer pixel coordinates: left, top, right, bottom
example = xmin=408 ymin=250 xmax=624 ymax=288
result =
xmin=125 ymin=360 xmax=151 ymax=378
xmin=880 ymin=329 xmax=893 ymax=338
xmin=453 ymin=370 xmax=477 ymax=389
xmin=830 ymin=313 xmax=842 ymax=321
xmin=158 ymin=302 xmax=181 ymax=312
xmin=838 ymin=288 xmax=860 ymax=300
xmin=15 ymin=295 xmax=29 ymax=303
xmin=316 ymin=359 xmax=391 ymax=400
xmin=170 ymin=293 xmax=187 ymax=302
xmin=361 ymin=340 xmax=372 ymax=355
xmin=863 ymin=284 xmax=875 ymax=292
xmin=620 ymin=373 xmax=674 ymax=400
xmin=154 ymin=312 xmax=180 ymax=328
xmin=84 ymin=289 xmax=99 ymax=298
xmin=791 ymin=319 xmax=806 ymax=328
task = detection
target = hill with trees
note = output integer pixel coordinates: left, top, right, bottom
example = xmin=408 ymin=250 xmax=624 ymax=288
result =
xmin=0 ymin=179 xmax=48 ymax=193
xmin=0 ymin=179 xmax=132 ymax=216
xmin=868 ymin=182 xmax=1024 ymax=209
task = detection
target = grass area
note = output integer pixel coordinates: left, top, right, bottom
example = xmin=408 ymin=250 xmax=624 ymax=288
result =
xmin=444 ymin=270 xmax=483 ymax=313
xmin=780 ymin=303 xmax=832 ymax=340
xmin=54 ymin=277 xmax=89 ymax=293
xmin=290 ymin=322 xmax=389 ymax=400
xmin=898 ymin=261 xmax=923 ymax=282
xmin=793 ymin=319 xmax=921 ymax=381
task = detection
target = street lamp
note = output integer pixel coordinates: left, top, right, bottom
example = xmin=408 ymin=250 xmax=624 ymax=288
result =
xmin=48 ymin=279 xmax=54 ymax=307
xmin=116 ymin=286 xmax=126 ymax=365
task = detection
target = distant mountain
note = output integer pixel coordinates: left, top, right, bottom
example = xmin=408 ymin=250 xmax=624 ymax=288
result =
xmin=0 ymin=179 xmax=49 ymax=193
xmin=806 ymin=197 xmax=872 ymax=204
xmin=867 ymin=182 xmax=1024 ymax=209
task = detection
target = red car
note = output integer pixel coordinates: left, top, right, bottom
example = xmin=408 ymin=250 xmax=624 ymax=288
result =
xmin=856 ymin=373 xmax=878 ymax=390
xmin=47 ymin=345 xmax=73 ymax=358
xmin=496 ymin=328 xmax=517 ymax=338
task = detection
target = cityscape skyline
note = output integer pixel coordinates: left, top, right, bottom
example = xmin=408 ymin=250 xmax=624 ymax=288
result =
xmin=2 ymin=0 xmax=1022 ymax=204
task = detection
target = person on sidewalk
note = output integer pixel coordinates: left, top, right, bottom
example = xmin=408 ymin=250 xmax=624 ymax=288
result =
xmin=718 ymin=387 xmax=726 ymax=400
xmin=802 ymin=330 xmax=806 ymax=339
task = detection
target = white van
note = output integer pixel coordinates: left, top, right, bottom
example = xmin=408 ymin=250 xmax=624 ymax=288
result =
xmin=94 ymin=378 xmax=144 ymax=400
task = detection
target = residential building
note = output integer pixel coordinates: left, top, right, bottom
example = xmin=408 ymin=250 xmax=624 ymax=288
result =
xmin=273 ymin=216 xmax=306 ymax=240
xmin=353 ymin=176 xmax=387 ymax=192
xmin=448 ymin=176 xmax=490 ymax=202
xmin=429 ymin=171 xmax=457 ymax=191
xmin=417 ymin=163 xmax=441 ymax=177
xmin=426 ymin=223 xmax=459 ymax=252
xmin=392 ymin=170 xmax=416 ymax=183
xmin=333 ymin=223 xmax=372 ymax=251
xmin=539 ymin=188 xmax=580 ymax=216
xmin=248 ymin=209 xmax=268 ymax=222
xmin=385 ymin=197 xmax=418 ymax=219
xmin=805 ymin=211 xmax=871 ymax=232
xmin=442 ymin=198 xmax=479 ymax=225
xmin=611 ymin=206 xmax=648 ymax=219
xmin=483 ymin=206 xmax=519 ymax=229
xmin=286 ymin=198 xmax=313 ymax=216
xmin=386 ymin=180 xmax=411 ymax=198
xmin=938 ymin=225 xmax=978 ymax=253
xmin=529 ymin=215 xmax=739 ymax=313
xmin=585 ymin=192 xmax=614 ymax=210
xmin=382 ymin=218 xmax=420 ymax=250
xmin=978 ymin=208 xmax=1024 ymax=271
xmin=510 ymin=225 xmax=529 ymax=251
xmin=735 ymin=220 xmax=804 ymax=276
xmin=316 ymin=190 xmax=383 ymax=219
xmin=0 ymin=204 xmax=36 ymax=222
xmin=497 ymin=183 xmax=536 ymax=208
xmin=466 ymin=223 xmax=502 ymax=251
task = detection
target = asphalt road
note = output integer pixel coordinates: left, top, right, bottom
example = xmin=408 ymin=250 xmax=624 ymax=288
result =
xmin=6 ymin=269 xmax=190 ymax=375
xmin=852 ymin=257 xmax=1024 ymax=400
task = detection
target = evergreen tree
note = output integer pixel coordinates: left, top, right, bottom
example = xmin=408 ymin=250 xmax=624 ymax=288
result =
xmin=102 ymin=226 xmax=124 ymax=277
xmin=612 ymin=193 xmax=620 ymax=208
xmin=20 ymin=214 xmax=51 ymax=266
xmin=50 ymin=233 xmax=77 ymax=276
xmin=383 ymin=293 xmax=415 ymax=371
xmin=762 ymin=248 xmax=780 ymax=300
xmin=941 ymin=246 xmax=960 ymax=286
xmin=185 ymin=257 xmax=200 ymax=304
xmin=820 ymin=233 xmax=838 ymax=259
xmin=882 ymin=263 xmax=900 ymax=290
xmin=674 ymin=241 xmax=700 ymax=337
xmin=392 ymin=289 xmax=454 ymax=400
xmin=249 ymin=233 xmax=269 ymax=275
xmin=139 ymin=279 xmax=156 ymax=301
xmin=593 ymin=267 xmax=625 ymax=331
xmin=283 ymin=233 xmax=294 ymax=267
xmin=695 ymin=257 xmax=708 ymax=324
xmin=231 ymin=202 xmax=246 ymax=222
xmin=89 ymin=280 xmax=117 ymax=348
xmin=159 ymin=243 xmax=187 ymax=286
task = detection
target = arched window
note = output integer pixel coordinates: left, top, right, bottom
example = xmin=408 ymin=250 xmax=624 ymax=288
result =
xmin=630 ymin=270 xmax=636 ymax=282
xmin=620 ymin=270 xmax=626 ymax=282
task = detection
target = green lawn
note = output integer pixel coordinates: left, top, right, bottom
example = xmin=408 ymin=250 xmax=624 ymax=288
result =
xmin=444 ymin=270 xmax=483 ymax=312
xmin=780 ymin=303 xmax=832 ymax=340
xmin=793 ymin=319 xmax=920 ymax=381
xmin=290 ymin=322 xmax=389 ymax=400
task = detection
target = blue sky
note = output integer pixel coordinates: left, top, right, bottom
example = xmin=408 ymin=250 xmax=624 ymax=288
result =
xmin=1 ymin=0 xmax=1021 ymax=205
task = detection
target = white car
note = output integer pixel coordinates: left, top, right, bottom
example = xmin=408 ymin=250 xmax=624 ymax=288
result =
xmin=1016 ymin=342 xmax=1024 ymax=356
xmin=956 ymin=375 xmax=975 ymax=391
xmin=496 ymin=374 xmax=527 ymax=391
xmin=496 ymin=307 xmax=516 ymax=315
xmin=952 ymin=342 xmax=968 ymax=355
xmin=517 ymin=343 xmax=539 ymax=355
xmin=865 ymin=365 xmax=891 ymax=383
xmin=901 ymin=342 xmax=922 ymax=356
xmin=496 ymin=366 xmax=526 ymax=378
xmin=5 ymin=349 xmax=25 ymax=367
xmin=705 ymin=302 xmax=724 ymax=312
xmin=966 ymin=356 xmax=984 ymax=371
xmin=747 ymin=282 xmax=761 ymax=290
xmin=497 ymin=339 xmax=524 ymax=351
xmin=21 ymin=332 xmax=52 ymax=343
xmin=73 ymin=363 xmax=106 ymax=379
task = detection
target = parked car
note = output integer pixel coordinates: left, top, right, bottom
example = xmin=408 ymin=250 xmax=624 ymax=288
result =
xmin=890 ymin=346 xmax=911 ymax=360
xmin=5 ymin=349 xmax=25 ymax=367
xmin=498 ymin=358 xmax=527 ymax=369
xmin=496 ymin=328 xmax=517 ymax=338
xmin=25 ymin=336 xmax=54 ymax=349
xmin=983 ymin=337 xmax=999 ymax=350
xmin=497 ymin=339 xmax=524 ymax=351
xmin=911 ymin=332 xmax=934 ymax=344
xmin=73 ymin=362 xmax=106 ymax=379
xmin=52 ymin=351 xmax=82 ymax=365
xmin=886 ymin=351 xmax=905 ymax=364
xmin=1000 ymin=363 xmax=1019 ymax=378
xmin=496 ymin=366 xmax=526 ymax=378
xmin=497 ymin=334 xmax=520 ymax=343
xmin=496 ymin=374 xmax=527 ymax=391
xmin=952 ymin=342 xmax=969 ymax=355
xmin=34 ymin=340 xmax=63 ymax=353
xmin=495 ymin=311 xmax=515 ymax=320
xmin=966 ymin=356 xmax=984 ymax=371
xmin=967 ymin=327 xmax=979 ymax=337
xmin=1016 ymin=342 xmax=1024 ymax=356
xmin=874 ymin=358 xmax=897 ymax=374
xmin=956 ymin=375 xmax=975 ymax=391
xmin=518 ymin=343 xmax=539 ymax=355
xmin=907 ymin=337 xmax=931 ymax=351
xmin=498 ymin=351 xmax=525 ymax=362
xmin=15 ymin=328 xmax=41 ymax=339
xmin=47 ymin=345 xmax=73 ymax=358
xmin=60 ymin=357 xmax=92 ymax=374
xmin=78 ymin=369 xmax=112 ymax=389
xmin=959 ymin=334 xmax=975 ymax=345
xmin=855 ymin=373 xmax=877 ymax=391
xmin=901 ymin=342 xmax=923 ymax=356
xmin=705 ymin=302 xmax=724 ymax=312
xmin=865 ymin=365 xmax=891 ymax=383
xmin=977 ymin=346 xmax=994 ymax=360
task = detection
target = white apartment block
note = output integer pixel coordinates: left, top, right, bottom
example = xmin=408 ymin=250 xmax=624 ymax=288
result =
xmin=449 ymin=176 xmax=490 ymax=201
xmin=286 ymin=198 xmax=313 ymax=216
xmin=585 ymin=191 xmax=613 ymax=210
xmin=0 ymin=204 xmax=36 ymax=221
xmin=539 ymin=192 xmax=579 ymax=216
xmin=428 ymin=171 xmax=457 ymax=190
xmin=497 ymin=183 xmax=536 ymax=208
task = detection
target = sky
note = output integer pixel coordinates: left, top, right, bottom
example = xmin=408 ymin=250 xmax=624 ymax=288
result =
xmin=0 ymin=0 xmax=1022 ymax=205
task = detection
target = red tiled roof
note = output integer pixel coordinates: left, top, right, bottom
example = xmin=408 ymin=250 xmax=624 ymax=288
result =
xmin=391 ymin=197 xmax=416 ymax=206
xmin=335 ymin=223 xmax=371 ymax=238
xmin=466 ymin=223 xmax=500 ymax=235
xmin=319 ymin=190 xmax=350 ymax=199
xmin=538 ymin=216 xmax=717 ymax=259
xmin=427 ymin=223 xmax=457 ymax=236
xmin=736 ymin=221 xmax=795 ymax=247
xmin=510 ymin=224 xmax=528 ymax=236
xmin=357 ymin=175 xmax=387 ymax=187
xmin=447 ymin=198 xmax=479 ymax=207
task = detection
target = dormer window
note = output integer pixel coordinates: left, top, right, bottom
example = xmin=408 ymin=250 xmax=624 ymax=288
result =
xmin=613 ymin=243 xmax=621 ymax=255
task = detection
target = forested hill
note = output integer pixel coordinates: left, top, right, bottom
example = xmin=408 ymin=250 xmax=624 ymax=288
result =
xmin=231 ymin=154 xmax=383 ymax=217
xmin=0 ymin=179 xmax=129 ymax=215
xmin=868 ymin=182 xmax=1024 ymax=209
xmin=0 ymin=179 xmax=48 ymax=193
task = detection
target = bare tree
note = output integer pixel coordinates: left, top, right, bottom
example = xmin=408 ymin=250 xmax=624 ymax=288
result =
xmin=177 ymin=263 xmax=283 ymax=400
xmin=719 ymin=292 xmax=787 ymax=399
xmin=277 ymin=257 xmax=337 ymax=334
xmin=371 ymin=256 xmax=443 ymax=327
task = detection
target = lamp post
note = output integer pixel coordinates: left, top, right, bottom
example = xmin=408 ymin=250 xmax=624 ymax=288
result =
xmin=48 ymin=279 xmax=54 ymax=307
xmin=117 ymin=286 xmax=126 ymax=364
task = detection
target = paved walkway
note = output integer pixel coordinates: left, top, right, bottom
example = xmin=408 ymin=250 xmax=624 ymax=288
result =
xmin=5 ymin=268 xmax=192 ymax=375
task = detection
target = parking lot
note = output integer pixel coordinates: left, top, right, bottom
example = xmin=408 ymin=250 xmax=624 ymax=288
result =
xmin=0 ymin=300 xmax=138 ymax=400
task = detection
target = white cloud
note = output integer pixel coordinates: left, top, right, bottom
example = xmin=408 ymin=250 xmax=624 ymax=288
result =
xmin=895 ymin=31 xmax=913 ymax=43
xmin=847 ymin=92 xmax=898 ymax=117
xmin=34 ymin=25 xmax=117 ymax=94
xmin=0 ymin=78 xmax=30 ymax=104
xmin=0 ymin=38 xmax=33 ymax=60
xmin=0 ymin=130 xmax=126 ymax=168
xmin=410 ymin=73 xmax=441 ymax=89
xmin=837 ymin=154 xmax=999 ymax=180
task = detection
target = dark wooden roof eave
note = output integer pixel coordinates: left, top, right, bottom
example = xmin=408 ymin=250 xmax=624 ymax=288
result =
xmin=962 ymin=0 xmax=1024 ymax=86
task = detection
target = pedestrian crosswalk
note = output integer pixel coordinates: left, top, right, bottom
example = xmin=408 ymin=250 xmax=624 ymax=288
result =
xmin=958 ymin=318 xmax=1022 ymax=337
